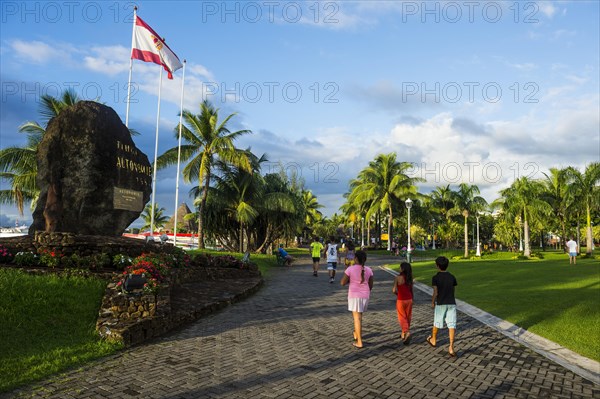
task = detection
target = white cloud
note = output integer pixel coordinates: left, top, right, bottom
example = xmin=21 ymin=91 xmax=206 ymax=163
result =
xmin=83 ymin=45 xmax=130 ymax=76
xmin=537 ymin=2 xmax=558 ymax=18
xmin=10 ymin=39 xmax=76 ymax=64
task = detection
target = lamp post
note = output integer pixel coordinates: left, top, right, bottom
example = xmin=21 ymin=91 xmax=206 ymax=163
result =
xmin=476 ymin=213 xmax=481 ymax=257
xmin=432 ymin=219 xmax=436 ymax=250
xmin=405 ymin=198 xmax=412 ymax=263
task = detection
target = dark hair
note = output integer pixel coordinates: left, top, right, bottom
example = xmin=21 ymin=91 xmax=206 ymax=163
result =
xmin=346 ymin=240 xmax=355 ymax=251
xmin=400 ymin=262 xmax=413 ymax=285
xmin=329 ymin=236 xmax=336 ymax=243
xmin=435 ymin=256 xmax=449 ymax=271
xmin=355 ymin=250 xmax=367 ymax=283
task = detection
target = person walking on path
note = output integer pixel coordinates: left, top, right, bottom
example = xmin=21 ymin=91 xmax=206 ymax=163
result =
xmin=343 ymin=240 xmax=356 ymax=269
xmin=325 ymin=236 xmax=341 ymax=283
xmin=566 ymin=237 xmax=578 ymax=265
xmin=427 ymin=256 xmax=458 ymax=357
xmin=341 ymin=250 xmax=373 ymax=349
xmin=393 ymin=262 xmax=414 ymax=345
xmin=310 ymin=236 xmax=324 ymax=276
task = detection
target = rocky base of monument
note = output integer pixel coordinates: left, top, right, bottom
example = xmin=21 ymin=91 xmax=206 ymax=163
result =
xmin=96 ymin=266 xmax=263 ymax=346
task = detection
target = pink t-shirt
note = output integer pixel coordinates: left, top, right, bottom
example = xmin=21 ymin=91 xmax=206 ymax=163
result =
xmin=345 ymin=265 xmax=373 ymax=299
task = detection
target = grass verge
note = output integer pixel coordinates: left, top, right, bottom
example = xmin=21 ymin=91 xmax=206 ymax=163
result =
xmin=0 ymin=268 xmax=122 ymax=393
xmin=189 ymin=249 xmax=279 ymax=276
xmin=390 ymin=250 xmax=600 ymax=361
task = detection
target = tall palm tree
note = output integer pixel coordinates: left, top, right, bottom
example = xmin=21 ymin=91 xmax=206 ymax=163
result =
xmin=430 ymin=184 xmax=455 ymax=221
xmin=0 ymin=89 xmax=81 ymax=214
xmin=350 ymin=153 xmax=423 ymax=251
xmin=141 ymin=203 xmax=169 ymax=232
xmin=452 ymin=183 xmax=488 ymax=258
xmin=496 ymin=177 xmax=551 ymax=258
xmin=566 ymin=163 xmax=600 ymax=255
xmin=542 ymin=167 xmax=570 ymax=249
xmin=302 ymin=190 xmax=324 ymax=227
xmin=157 ymin=100 xmax=252 ymax=248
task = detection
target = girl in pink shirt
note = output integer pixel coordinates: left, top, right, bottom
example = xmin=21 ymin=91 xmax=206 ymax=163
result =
xmin=341 ymin=250 xmax=374 ymax=348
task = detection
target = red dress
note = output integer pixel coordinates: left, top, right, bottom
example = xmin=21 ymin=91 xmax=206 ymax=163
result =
xmin=396 ymin=274 xmax=413 ymax=333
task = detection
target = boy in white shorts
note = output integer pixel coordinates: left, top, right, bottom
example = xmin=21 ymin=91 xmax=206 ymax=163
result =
xmin=325 ymin=236 xmax=341 ymax=284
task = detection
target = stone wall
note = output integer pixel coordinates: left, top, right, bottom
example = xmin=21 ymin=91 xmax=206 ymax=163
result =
xmin=96 ymin=266 xmax=262 ymax=346
xmin=0 ymin=232 xmax=169 ymax=259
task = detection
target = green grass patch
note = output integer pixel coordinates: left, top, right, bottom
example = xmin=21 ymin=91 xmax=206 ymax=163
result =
xmin=189 ymin=249 xmax=278 ymax=276
xmin=390 ymin=251 xmax=600 ymax=361
xmin=0 ymin=268 xmax=122 ymax=393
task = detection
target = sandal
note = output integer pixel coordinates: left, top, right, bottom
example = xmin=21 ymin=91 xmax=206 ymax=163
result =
xmin=426 ymin=336 xmax=436 ymax=348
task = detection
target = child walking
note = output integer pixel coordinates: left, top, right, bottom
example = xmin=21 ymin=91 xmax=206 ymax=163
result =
xmin=340 ymin=250 xmax=373 ymax=348
xmin=392 ymin=262 xmax=413 ymax=345
xmin=427 ymin=256 xmax=458 ymax=357
xmin=310 ymin=236 xmax=324 ymax=276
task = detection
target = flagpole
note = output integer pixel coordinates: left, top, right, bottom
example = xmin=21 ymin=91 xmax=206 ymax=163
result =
xmin=173 ymin=60 xmax=186 ymax=246
xmin=125 ymin=6 xmax=137 ymax=128
xmin=150 ymin=65 xmax=163 ymax=237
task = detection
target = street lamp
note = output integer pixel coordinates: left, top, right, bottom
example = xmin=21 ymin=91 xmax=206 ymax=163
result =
xmin=432 ymin=219 xmax=436 ymax=250
xmin=476 ymin=213 xmax=481 ymax=257
xmin=405 ymin=198 xmax=412 ymax=262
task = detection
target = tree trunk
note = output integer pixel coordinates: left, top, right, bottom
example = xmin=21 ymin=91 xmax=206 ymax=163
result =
xmin=198 ymin=173 xmax=211 ymax=249
xmin=464 ymin=215 xmax=469 ymax=258
xmin=524 ymin=218 xmax=531 ymax=257
xmin=255 ymin=224 xmax=272 ymax=254
xmin=388 ymin=206 xmax=393 ymax=251
xmin=239 ymin=223 xmax=244 ymax=253
xmin=586 ymin=204 xmax=593 ymax=255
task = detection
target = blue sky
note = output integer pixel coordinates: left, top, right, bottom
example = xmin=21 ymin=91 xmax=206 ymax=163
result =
xmin=1 ymin=0 xmax=599 ymax=227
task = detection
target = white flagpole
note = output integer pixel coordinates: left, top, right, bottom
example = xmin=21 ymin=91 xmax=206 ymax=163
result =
xmin=125 ymin=6 xmax=137 ymax=128
xmin=173 ymin=60 xmax=186 ymax=246
xmin=150 ymin=65 xmax=163 ymax=237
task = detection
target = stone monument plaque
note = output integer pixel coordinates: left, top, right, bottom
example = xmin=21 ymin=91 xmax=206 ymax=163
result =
xmin=113 ymin=187 xmax=143 ymax=212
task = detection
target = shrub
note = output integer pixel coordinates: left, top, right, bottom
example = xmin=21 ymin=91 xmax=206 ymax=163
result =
xmin=0 ymin=245 xmax=14 ymax=263
xmin=88 ymin=253 xmax=111 ymax=270
xmin=14 ymin=251 xmax=39 ymax=267
xmin=121 ymin=261 xmax=165 ymax=294
xmin=113 ymin=254 xmax=132 ymax=271
xmin=38 ymin=248 xmax=64 ymax=268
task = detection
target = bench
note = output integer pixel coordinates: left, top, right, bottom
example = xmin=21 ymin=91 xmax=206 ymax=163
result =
xmin=275 ymin=252 xmax=287 ymax=266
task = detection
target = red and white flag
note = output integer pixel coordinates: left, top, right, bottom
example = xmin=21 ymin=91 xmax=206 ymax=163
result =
xmin=131 ymin=16 xmax=182 ymax=79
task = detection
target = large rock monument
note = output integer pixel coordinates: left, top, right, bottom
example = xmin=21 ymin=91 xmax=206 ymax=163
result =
xmin=29 ymin=101 xmax=152 ymax=236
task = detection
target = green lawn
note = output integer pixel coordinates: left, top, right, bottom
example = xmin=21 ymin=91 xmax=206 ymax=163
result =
xmin=189 ymin=249 xmax=279 ymax=276
xmin=390 ymin=251 xmax=600 ymax=361
xmin=0 ymin=269 xmax=122 ymax=393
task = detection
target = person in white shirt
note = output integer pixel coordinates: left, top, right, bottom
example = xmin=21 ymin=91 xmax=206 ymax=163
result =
xmin=325 ymin=236 xmax=341 ymax=284
xmin=566 ymin=237 xmax=578 ymax=265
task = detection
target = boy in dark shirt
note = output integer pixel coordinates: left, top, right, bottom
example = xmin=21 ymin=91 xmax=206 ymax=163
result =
xmin=426 ymin=256 xmax=458 ymax=357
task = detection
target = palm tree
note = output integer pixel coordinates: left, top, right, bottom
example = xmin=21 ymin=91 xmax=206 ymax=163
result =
xmin=452 ymin=183 xmax=488 ymax=258
xmin=496 ymin=177 xmax=551 ymax=258
xmin=156 ymin=100 xmax=252 ymax=248
xmin=430 ymin=184 xmax=455 ymax=221
xmin=141 ymin=203 xmax=169 ymax=232
xmin=566 ymin=163 xmax=600 ymax=255
xmin=0 ymin=89 xmax=81 ymax=214
xmin=542 ymin=167 xmax=570 ymax=249
xmin=349 ymin=153 xmax=423 ymax=251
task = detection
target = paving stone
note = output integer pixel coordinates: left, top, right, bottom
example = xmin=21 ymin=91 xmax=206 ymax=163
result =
xmin=4 ymin=257 xmax=599 ymax=399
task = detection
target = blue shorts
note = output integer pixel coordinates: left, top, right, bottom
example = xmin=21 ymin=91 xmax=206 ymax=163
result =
xmin=327 ymin=262 xmax=337 ymax=270
xmin=434 ymin=304 xmax=457 ymax=329
xmin=569 ymin=252 xmax=577 ymax=257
